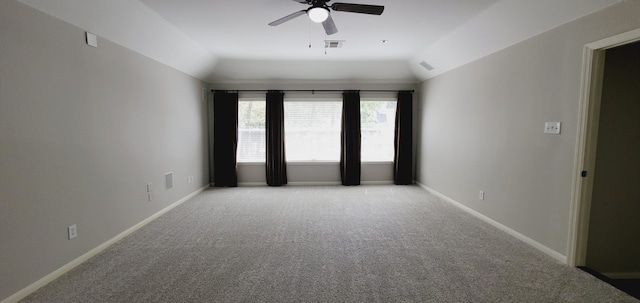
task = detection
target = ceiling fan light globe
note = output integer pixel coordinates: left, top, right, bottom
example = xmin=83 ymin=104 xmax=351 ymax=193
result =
xmin=308 ymin=7 xmax=329 ymax=23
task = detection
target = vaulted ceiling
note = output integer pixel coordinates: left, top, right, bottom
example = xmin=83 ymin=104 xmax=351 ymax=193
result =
xmin=19 ymin=0 xmax=620 ymax=83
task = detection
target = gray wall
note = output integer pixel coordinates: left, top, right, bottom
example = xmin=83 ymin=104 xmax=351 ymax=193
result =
xmin=237 ymin=162 xmax=396 ymax=185
xmin=416 ymin=1 xmax=640 ymax=257
xmin=0 ymin=1 xmax=209 ymax=300
xmin=586 ymin=41 xmax=640 ymax=274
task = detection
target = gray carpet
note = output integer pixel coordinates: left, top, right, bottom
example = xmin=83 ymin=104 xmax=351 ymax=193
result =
xmin=21 ymin=185 xmax=638 ymax=302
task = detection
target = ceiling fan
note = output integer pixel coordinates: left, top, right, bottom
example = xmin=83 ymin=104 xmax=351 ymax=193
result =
xmin=268 ymin=0 xmax=385 ymax=35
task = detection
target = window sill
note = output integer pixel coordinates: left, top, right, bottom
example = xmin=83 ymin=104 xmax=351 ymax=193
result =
xmin=237 ymin=162 xmax=265 ymax=166
xmin=287 ymin=161 xmax=338 ymax=166
xmin=237 ymin=161 xmax=393 ymax=166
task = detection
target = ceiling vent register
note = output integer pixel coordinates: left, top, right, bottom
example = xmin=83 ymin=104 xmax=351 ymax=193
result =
xmin=325 ymin=40 xmax=345 ymax=48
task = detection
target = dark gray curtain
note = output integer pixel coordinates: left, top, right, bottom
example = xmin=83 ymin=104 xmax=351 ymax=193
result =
xmin=340 ymin=90 xmax=361 ymax=186
xmin=266 ymin=90 xmax=287 ymax=186
xmin=394 ymin=90 xmax=413 ymax=185
xmin=213 ymin=91 xmax=238 ymax=187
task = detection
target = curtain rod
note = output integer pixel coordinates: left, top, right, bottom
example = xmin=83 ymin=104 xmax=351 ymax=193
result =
xmin=211 ymin=89 xmax=414 ymax=93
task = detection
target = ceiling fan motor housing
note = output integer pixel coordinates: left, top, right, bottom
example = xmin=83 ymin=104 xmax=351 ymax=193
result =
xmin=308 ymin=6 xmax=330 ymax=23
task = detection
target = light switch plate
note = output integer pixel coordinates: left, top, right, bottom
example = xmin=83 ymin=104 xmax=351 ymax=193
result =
xmin=68 ymin=224 xmax=77 ymax=240
xmin=544 ymin=122 xmax=561 ymax=134
xmin=86 ymin=32 xmax=98 ymax=47
xmin=165 ymin=172 xmax=173 ymax=190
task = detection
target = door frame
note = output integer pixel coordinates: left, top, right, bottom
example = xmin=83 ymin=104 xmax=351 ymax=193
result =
xmin=567 ymin=28 xmax=640 ymax=267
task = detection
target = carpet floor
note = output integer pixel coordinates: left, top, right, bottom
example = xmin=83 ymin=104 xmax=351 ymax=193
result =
xmin=21 ymin=185 xmax=638 ymax=302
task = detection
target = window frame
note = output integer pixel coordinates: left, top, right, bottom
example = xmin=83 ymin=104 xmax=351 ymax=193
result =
xmin=360 ymin=97 xmax=397 ymax=163
xmin=237 ymin=97 xmax=266 ymax=163
xmin=283 ymin=97 xmax=343 ymax=163
xmin=235 ymin=93 xmax=399 ymax=165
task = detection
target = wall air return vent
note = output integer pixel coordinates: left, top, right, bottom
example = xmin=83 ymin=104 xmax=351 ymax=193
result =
xmin=325 ymin=40 xmax=345 ymax=48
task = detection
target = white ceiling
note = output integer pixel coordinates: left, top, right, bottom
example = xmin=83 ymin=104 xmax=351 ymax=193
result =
xmin=19 ymin=0 xmax=620 ymax=83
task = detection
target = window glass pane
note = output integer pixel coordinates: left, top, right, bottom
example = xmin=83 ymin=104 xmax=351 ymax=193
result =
xmin=361 ymin=100 xmax=397 ymax=161
xmin=284 ymin=101 xmax=342 ymax=161
xmin=237 ymin=100 xmax=266 ymax=162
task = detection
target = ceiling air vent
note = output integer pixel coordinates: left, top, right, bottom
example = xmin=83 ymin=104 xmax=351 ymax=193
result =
xmin=419 ymin=61 xmax=435 ymax=71
xmin=325 ymin=40 xmax=345 ymax=48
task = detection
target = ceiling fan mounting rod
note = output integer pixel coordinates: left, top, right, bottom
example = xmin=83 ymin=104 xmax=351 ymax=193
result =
xmin=310 ymin=0 xmax=329 ymax=7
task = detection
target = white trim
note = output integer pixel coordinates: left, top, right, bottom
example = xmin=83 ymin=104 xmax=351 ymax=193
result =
xmin=286 ymin=161 xmax=339 ymax=166
xmin=602 ymin=272 xmax=640 ymax=279
xmin=287 ymin=181 xmax=342 ymax=186
xmin=361 ymin=161 xmax=394 ymax=165
xmin=416 ymin=183 xmax=567 ymax=263
xmin=567 ymin=27 xmax=640 ymax=267
xmin=237 ymin=162 xmax=265 ymax=166
xmin=1 ymin=186 xmax=209 ymax=303
xmin=585 ymin=28 xmax=640 ymax=50
xmin=239 ymin=181 xmax=394 ymax=186
xmin=238 ymin=182 xmax=267 ymax=187
xmin=361 ymin=181 xmax=394 ymax=185
xmin=567 ymin=45 xmax=603 ymax=267
xmin=237 ymin=162 xmax=394 ymax=166
xmin=238 ymin=181 xmax=395 ymax=187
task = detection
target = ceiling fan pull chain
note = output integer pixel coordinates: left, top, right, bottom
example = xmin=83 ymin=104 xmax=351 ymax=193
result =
xmin=308 ymin=18 xmax=312 ymax=48
xmin=324 ymin=32 xmax=327 ymax=55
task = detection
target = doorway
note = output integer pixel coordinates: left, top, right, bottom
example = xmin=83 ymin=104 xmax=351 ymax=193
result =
xmin=568 ymin=29 xmax=640 ymax=299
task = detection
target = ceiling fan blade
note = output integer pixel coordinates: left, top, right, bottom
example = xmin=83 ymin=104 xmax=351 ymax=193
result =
xmin=330 ymin=3 xmax=384 ymax=15
xmin=322 ymin=15 xmax=338 ymax=35
xmin=268 ymin=10 xmax=307 ymax=26
xmin=291 ymin=0 xmax=310 ymax=3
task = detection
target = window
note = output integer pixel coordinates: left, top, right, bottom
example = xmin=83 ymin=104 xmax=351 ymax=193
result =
xmin=237 ymin=100 xmax=265 ymax=162
xmin=361 ymin=100 xmax=397 ymax=161
xmin=237 ymin=98 xmax=397 ymax=162
xmin=284 ymin=101 xmax=342 ymax=161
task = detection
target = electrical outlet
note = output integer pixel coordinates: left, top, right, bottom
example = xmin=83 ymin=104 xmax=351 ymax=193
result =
xmin=146 ymin=183 xmax=153 ymax=192
xmin=148 ymin=192 xmax=153 ymax=202
xmin=479 ymin=191 xmax=485 ymax=200
xmin=68 ymin=224 xmax=77 ymax=240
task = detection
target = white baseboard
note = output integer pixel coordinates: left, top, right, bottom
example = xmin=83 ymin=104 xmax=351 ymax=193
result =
xmin=287 ymin=181 xmax=342 ymax=186
xmin=416 ymin=183 xmax=567 ymax=264
xmin=238 ymin=182 xmax=267 ymax=187
xmin=1 ymin=185 xmax=208 ymax=303
xmin=239 ymin=181 xmax=395 ymax=186
xmin=361 ymin=181 xmax=394 ymax=185
xmin=602 ymin=272 xmax=640 ymax=279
